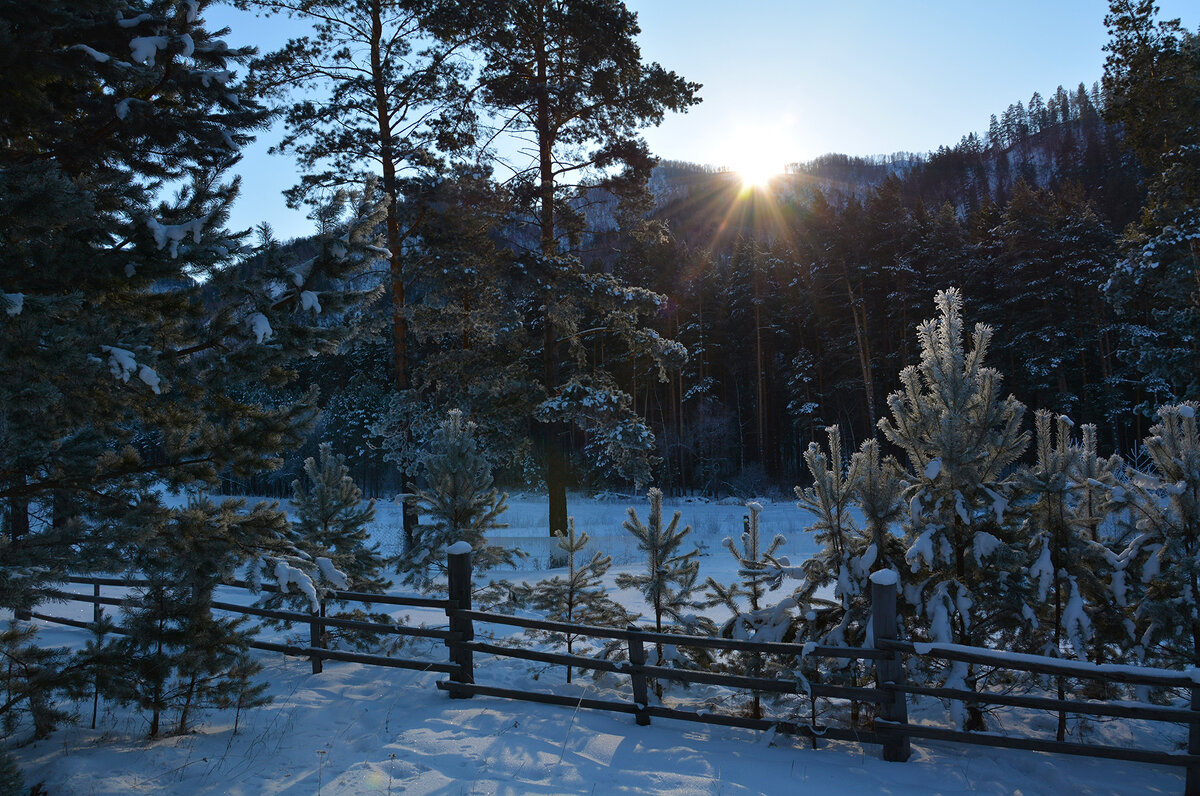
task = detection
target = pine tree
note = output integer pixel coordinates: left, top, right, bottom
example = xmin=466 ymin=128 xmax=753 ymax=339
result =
xmin=1017 ymin=411 xmax=1122 ymax=738
xmin=113 ymin=498 xmax=278 ymax=737
xmin=529 ymin=519 xmax=632 ymax=682
xmin=244 ymin=0 xmax=481 ymax=545
xmin=0 ymin=748 xmax=23 ymax=796
xmin=402 ymin=409 xmax=514 ymax=588
xmin=1116 ymin=403 xmax=1200 ymax=667
xmin=793 ymin=426 xmax=872 ymax=648
xmin=473 ymin=0 xmax=700 ymax=539
xmin=878 ymin=289 xmax=1031 ymax=731
xmin=0 ymin=0 xmax=382 ymax=735
xmin=703 ymin=501 xmax=793 ymax=719
xmin=291 ymin=442 xmax=383 ymax=593
xmin=615 ymin=488 xmax=711 ymax=682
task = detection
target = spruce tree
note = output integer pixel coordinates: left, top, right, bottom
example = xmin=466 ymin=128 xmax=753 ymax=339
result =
xmin=529 ymin=519 xmax=632 ymax=682
xmin=878 ymin=289 xmax=1031 ymax=731
xmin=402 ymin=409 xmax=514 ymax=588
xmin=1102 ymin=1 xmax=1200 ymax=405
xmin=0 ymin=0 xmax=382 ymax=734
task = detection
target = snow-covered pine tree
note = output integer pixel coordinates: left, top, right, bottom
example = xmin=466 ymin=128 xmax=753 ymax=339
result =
xmin=1069 ymin=423 xmax=1130 ymax=668
xmin=402 ymin=409 xmax=516 ymax=589
xmin=1021 ymin=411 xmax=1091 ymax=661
xmin=272 ymin=442 xmax=388 ymax=649
xmin=789 ymin=427 xmax=890 ymax=728
xmin=850 ymin=438 xmax=907 ymax=582
xmin=0 ymin=0 xmax=383 ymax=738
xmin=793 ymin=426 xmax=875 ymax=648
xmin=113 ymin=498 xmax=278 ymax=737
xmin=878 ymin=288 xmax=1030 ymax=731
xmin=615 ymin=488 xmax=712 ymax=678
xmin=1016 ymin=411 xmax=1124 ymax=738
xmin=291 ymin=442 xmax=384 ymax=593
xmin=703 ymin=501 xmax=793 ymax=719
xmin=1115 ymin=403 xmax=1200 ymax=667
xmin=529 ymin=519 xmax=633 ymax=682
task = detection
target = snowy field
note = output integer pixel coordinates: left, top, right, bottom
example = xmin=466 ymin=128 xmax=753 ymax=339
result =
xmin=12 ymin=494 xmax=1189 ymax=795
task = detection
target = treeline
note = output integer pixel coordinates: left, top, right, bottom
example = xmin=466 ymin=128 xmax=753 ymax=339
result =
xmin=287 ymin=72 xmax=1156 ymax=497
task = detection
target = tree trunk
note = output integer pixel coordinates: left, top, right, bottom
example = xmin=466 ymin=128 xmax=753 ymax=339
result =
xmin=533 ymin=11 xmax=568 ymax=544
xmin=369 ymin=0 xmax=419 ymax=545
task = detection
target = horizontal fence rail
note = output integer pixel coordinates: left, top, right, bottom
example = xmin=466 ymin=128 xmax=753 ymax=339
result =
xmin=27 ymin=553 xmax=1200 ymax=795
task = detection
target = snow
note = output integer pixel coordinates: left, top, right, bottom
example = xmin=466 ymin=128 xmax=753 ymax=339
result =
xmin=137 ymin=364 xmax=162 ymax=395
xmin=1181 ymin=405 xmax=1196 ymax=419
xmin=248 ymin=312 xmax=273 ymax=343
xmin=3 ymin=292 xmax=23 ymax=316
xmin=147 ymin=216 xmax=206 ymax=258
xmin=100 ymin=345 xmax=137 ymax=382
xmin=12 ymin=494 xmax=1193 ymax=795
xmin=971 ymin=531 xmax=1002 ymax=562
xmin=117 ymin=13 xmax=152 ymax=28
xmin=923 ymin=458 xmax=941 ymax=480
xmin=300 ymin=290 xmax=322 ymax=313
xmin=273 ymin=559 xmax=319 ymax=610
xmin=868 ymin=568 xmax=898 ymax=586
xmin=447 ymin=540 xmax=473 ymax=555
xmin=129 ymin=36 xmax=169 ymax=66
xmin=72 ymin=44 xmax=109 ymax=63
xmin=317 ymin=556 xmax=348 ymax=589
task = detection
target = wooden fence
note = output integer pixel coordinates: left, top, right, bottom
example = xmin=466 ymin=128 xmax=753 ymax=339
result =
xmin=32 ymin=551 xmax=1200 ymax=795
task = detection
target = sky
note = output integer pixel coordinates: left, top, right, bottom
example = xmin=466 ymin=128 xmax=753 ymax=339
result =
xmin=207 ymin=0 xmax=1198 ymax=241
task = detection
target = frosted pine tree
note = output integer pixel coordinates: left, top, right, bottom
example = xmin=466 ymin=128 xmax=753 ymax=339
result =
xmin=402 ymin=410 xmax=515 ymax=589
xmin=1016 ymin=411 xmax=1124 ymax=738
xmin=850 ymin=439 xmax=907 ymax=583
xmin=616 ymin=488 xmax=712 ymax=678
xmin=1069 ymin=423 xmax=1129 ymax=668
xmin=529 ymin=519 xmax=632 ymax=682
xmin=617 ymin=489 xmax=704 ymax=634
xmin=878 ymin=289 xmax=1030 ymax=731
xmin=291 ymin=442 xmax=384 ymax=593
xmin=704 ymin=501 xmax=793 ymax=719
xmin=1115 ymin=403 xmax=1200 ymax=667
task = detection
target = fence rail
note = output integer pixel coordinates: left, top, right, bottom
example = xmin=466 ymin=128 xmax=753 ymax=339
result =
xmin=31 ymin=552 xmax=1200 ymax=795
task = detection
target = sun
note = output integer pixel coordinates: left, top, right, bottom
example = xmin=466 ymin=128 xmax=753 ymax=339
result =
xmin=736 ymin=157 xmax=781 ymax=190
xmin=725 ymin=124 xmax=792 ymax=190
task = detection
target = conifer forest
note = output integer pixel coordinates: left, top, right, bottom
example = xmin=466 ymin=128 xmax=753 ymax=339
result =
xmin=4 ymin=0 xmax=1200 ymax=793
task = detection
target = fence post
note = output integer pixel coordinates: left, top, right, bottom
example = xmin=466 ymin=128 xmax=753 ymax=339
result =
xmin=871 ymin=572 xmax=910 ymax=762
xmin=1188 ymin=685 xmax=1200 ymax=796
xmin=309 ymin=598 xmax=325 ymax=675
xmin=627 ymin=625 xmax=651 ymax=726
xmin=447 ymin=544 xmax=474 ymax=698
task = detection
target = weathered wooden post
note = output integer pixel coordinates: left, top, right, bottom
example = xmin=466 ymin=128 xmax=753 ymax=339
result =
xmin=309 ymin=598 xmax=325 ymax=675
xmin=1188 ymin=684 xmax=1200 ymax=795
xmin=447 ymin=542 xmax=475 ymax=698
xmin=627 ymin=625 xmax=651 ymax=726
xmin=871 ymin=570 xmax=910 ymax=762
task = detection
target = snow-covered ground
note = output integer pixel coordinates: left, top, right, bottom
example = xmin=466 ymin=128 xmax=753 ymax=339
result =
xmin=11 ymin=494 xmax=1189 ymax=794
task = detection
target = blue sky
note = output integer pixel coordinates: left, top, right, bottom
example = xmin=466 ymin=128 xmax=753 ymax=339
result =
xmin=208 ymin=0 xmax=1197 ymax=240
